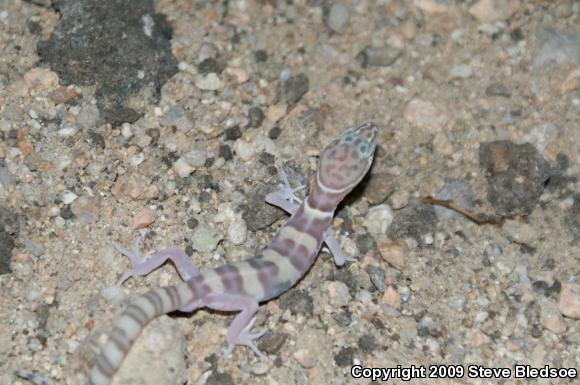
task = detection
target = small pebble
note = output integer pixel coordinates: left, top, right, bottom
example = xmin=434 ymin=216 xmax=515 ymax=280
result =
xmin=173 ymin=149 xmax=207 ymax=177
xmin=121 ymin=122 xmax=133 ymax=138
xmin=357 ymin=46 xmax=401 ymax=67
xmin=404 ymin=99 xmax=448 ymax=131
xmin=233 ymin=139 xmax=257 ymax=161
xmin=62 ymin=191 xmax=78 ymax=204
xmin=227 ymin=217 xmax=247 ymax=245
xmin=558 ymin=283 xmax=580 ymax=319
xmin=190 ymin=224 xmax=223 ymax=252
xmin=218 ymin=145 xmax=233 ymax=161
xmin=485 ymin=82 xmax=512 ymax=97
xmin=543 ymin=314 xmax=567 ymax=334
xmin=252 ymin=362 xmax=270 ymax=375
xmin=247 ymin=106 xmax=265 ymax=128
xmin=258 ymin=331 xmax=288 ymax=354
xmin=23 ymin=67 xmax=59 ymax=93
xmin=469 ymin=0 xmax=511 ymax=23
xmin=266 ymin=104 xmax=287 ymax=122
xmin=58 ymin=124 xmax=77 ymax=138
xmin=364 ymin=172 xmax=394 ymax=205
xmin=324 ymin=3 xmax=350 ymax=34
xmin=224 ymin=125 xmax=242 ymax=141
xmin=173 ymin=157 xmax=195 ymax=177
xmin=293 ymin=349 xmax=317 ymax=368
xmin=227 ymin=67 xmax=249 ymax=83
xmin=366 ymin=265 xmax=387 ymax=293
xmin=449 ymin=64 xmax=473 ymax=79
xmin=381 ymin=286 xmax=401 ymax=308
xmin=390 ymin=189 xmax=410 ymax=210
xmin=195 ymin=73 xmax=223 ymax=91
xmin=561 ymin=67 xmax=580 ymax=93
xmin=76 ymin=104 xmax=101 ymax=130
xmin=327 ymin=281 xmax=351 ymax=307
xmin=362 ymin=204 xmax=393 ymax=234
xmin=70 ymin=196 xmax=99 ymax=224
xmin=133 ymin=207 xmax=155 ymax=229
xmin=378 ymin=240 xmax=409 ymax=270
xmin=282 ymin=73 xmax=309 ymax=107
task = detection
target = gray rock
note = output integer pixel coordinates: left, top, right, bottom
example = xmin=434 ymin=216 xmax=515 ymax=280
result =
xmin=324 ymin=3 xmax=350 ymax=34
xmin=388 ymin=202 xmax=438 ymax=246
xmin=242 ymin=185 xmax=285 ymax=232
xmin=190 ymin=224 xmax=223 ymax=252
xmin=485 ymin=82 xmax=512 ymax=97
xmin=282 ymin=73 xmax=309 ymax=108
xmin=565 ymin=194 xmax=580 ymax=241
xmin=533 ymin=26 xmax=580 ymax=70
xmin=257 ymin=331 xmax=288 ymax=354
xmin=334 ymin=346 xmax=355 ymax=367
xmin=247 ymin=106 xmax=265 ymax=128
xmin=0 ymin=167 xmax=18 ymax=187
xmin=0 ymin=231 xmax=15 ymax=274
xmin=357 ymin=46 xmax=401 ymax=67
xmin=76 ymin=104 xmax=101 ymax=130
xmin=366 ymin=265 xmax=387 ymax=293
xmin=479 ymin=140 xmax=550 ymax=216
xmin=279 ymin=289 xmax=314 ymax=316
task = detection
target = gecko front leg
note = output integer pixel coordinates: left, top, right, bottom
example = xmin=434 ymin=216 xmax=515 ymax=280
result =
xmin=114 ymin=236 xmax=200 ymax=285
xmin=265 ymin=170 xmax=304 ymax=213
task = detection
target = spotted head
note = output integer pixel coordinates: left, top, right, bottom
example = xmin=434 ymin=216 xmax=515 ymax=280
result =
xmin=316 ymin=122 xmax=378 ymax=196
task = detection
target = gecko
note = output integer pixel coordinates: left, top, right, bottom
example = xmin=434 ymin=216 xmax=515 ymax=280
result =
xmin=17 ymin=122 xmax=378 ymax=385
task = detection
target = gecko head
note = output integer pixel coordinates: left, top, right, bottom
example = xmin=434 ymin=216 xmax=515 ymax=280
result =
xmin=317 ymin=122 xmax=378 ymax=193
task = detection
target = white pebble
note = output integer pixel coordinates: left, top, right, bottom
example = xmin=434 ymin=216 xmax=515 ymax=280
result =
xmin=58 ymin=126 xmax=77 ymax=137
xmin=362 ymin=204 xmax=393 ymax=234
xmin=327 ymin=281 xmax=351 ymax=307
xmin=195 ymin=73 xmax=223 ymax=91
xmin=173 ymin=158 xmax=194 ymax=177
xmin=62 ymin=191 xmax=78 ymax=204
xmin=228 ymin=217 xmax=247 ymax=245
xmin=233 ymin=139 xmax=257 ymax=161
xmin=121 ymin=122 xmax=133 ymax=138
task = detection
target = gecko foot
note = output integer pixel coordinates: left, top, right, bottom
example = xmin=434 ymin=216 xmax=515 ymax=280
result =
xmin=265 ymin=170 xmax=306 ymax=214
xmin=114 ymin=236 xmax=200 ymax=285
xmin=114 ymin=236 xmax=147 ymax=286
xmin=274 ymin=170 xmax=305 ymax=205
xmin=223 ymin=316 xmax=267 ymax=359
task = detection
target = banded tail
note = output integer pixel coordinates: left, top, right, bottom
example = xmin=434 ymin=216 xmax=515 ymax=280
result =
xmin=86 ymin=283 xmax=197 ymax=385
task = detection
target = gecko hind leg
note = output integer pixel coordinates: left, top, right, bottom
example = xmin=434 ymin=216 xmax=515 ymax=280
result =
xmin=114 ymin=236 xmax=200 ymax=285
xmin=202 ymin=293 xmax=267 ymax=358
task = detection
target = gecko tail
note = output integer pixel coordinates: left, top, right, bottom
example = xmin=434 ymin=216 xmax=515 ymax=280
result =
xmin=14 ymin=370 xmax=58 ymax=385
xmin=85 ymin=283 xmax=198 ymax=385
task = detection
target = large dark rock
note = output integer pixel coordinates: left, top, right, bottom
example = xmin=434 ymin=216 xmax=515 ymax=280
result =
xmin=479 ymin=141 xmax=550 ymax=216
xmin=38 ymin=0 xmax=178 ymax=126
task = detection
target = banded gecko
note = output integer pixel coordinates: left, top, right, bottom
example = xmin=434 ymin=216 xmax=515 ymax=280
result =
xmin=19 ymin=122 xmax=378 ymax=385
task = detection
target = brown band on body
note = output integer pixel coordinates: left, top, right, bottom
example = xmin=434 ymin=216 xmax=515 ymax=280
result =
xmin=247 ymin=257 xmax=280 ymax=294
xmin=216 ymin=264 xmax=246 ymax=294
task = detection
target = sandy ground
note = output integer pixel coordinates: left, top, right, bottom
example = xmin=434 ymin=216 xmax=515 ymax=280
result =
xmin=1 ymin=1 xmax=579 ymax=385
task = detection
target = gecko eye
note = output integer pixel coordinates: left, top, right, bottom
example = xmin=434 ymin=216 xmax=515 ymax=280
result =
xmin=318 ymin=122 xmax=378 ymax=191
